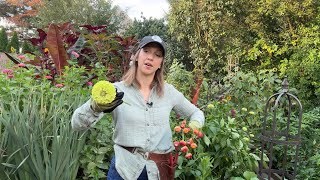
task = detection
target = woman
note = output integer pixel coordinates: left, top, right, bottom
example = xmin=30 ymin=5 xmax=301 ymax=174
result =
xmin=71 ymin=35 xmax=205 ymax=180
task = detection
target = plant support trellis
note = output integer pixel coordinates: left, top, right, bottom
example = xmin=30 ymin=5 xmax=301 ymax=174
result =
xmin=258 ymin=78 xmax=302 ymax=180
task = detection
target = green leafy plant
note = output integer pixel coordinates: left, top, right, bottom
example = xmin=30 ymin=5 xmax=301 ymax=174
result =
xmin=0 ymin=28 xmax=9 ymax=52
xmin=202 ymin=100 xmax=261 ymax=179
xmin=171 ymin=119 xmax=211 ymax=179
xmin=0 ymin=86 xmax=88 ymax=179
xmin=296 ymin=107 xmax=320 ymax=179
xmin=78 ymin=116 xmax=114 ymax=179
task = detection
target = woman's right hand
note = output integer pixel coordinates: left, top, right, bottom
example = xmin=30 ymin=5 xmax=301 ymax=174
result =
xmin=90 ymin=90 xmax=124 ymax=113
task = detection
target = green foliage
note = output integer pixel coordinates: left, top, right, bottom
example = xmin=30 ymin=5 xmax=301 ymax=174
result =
xmin=201 ymin=101 xmax=260 ymax=179
xmin=0 ymin=28 xmax=8 ymax=52
xmin=167 ymin=0 xmax=320 ymax=109
xmin=124 ymin=16 xmax=167 ymax=39
xmin=243 ymin=0 xmax=320 ymax=69
xmin=0 ymin=66 xmax=90 ymax=179
xmin=170 ymin=119 xmax=213 ymax=179
xmin=0 ymin=64 xmax=114 ymax=179
xmin=10 ymin=32 xmax=19 ymax=53
xmin=166 ymin=60 xmax=196 ymax=99
xmin=32 ymin=0 xmax=126 ymax=33
xmin=222 ymin=70 xmax=282 ymax=127
xmin=78 ymin=115 xmax=114 ymax=179
xmin=279 ymin=25 xmax=320 ymax=110
xmin=296 ymin=107 xmax=320 ymax=179
xmin=21 ymin=40 xmax=34 ymax=53
xmin=168 ymin=0 xmax=253 ymax=78
xmin=240 ymin=0 xmax=320 ymax=110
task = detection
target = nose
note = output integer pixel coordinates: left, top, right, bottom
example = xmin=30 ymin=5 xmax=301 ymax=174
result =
xmin=146 ymin=53 xmax=155 ymax=60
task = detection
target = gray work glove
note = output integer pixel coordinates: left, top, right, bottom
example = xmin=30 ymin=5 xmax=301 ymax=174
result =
xmin=90 ymin=90 xmax=124 ymax=113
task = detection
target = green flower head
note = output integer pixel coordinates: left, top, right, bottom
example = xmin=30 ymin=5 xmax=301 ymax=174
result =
xmin=91 ymin=81 xmax=116 ymax=105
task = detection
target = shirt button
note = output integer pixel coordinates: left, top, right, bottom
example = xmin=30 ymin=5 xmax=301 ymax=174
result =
xmin=147 ymin=123 xmax=150 ymax=126
xmin=146 ymin=108 xmax=148 ymax=111
xmin=147 ymin=139 xmax=150 ymax=142
xmin=148 ymin=171 xmax=151 ymax=174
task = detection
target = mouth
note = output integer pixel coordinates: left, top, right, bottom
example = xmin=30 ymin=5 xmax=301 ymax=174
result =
xmin=144 ymin=62 xmax=153 ymax=67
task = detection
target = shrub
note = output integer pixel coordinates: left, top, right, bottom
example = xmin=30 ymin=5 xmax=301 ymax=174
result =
xmin=0 ymin=28 xmax=8 ymax=52
xmin=297 ymin=107 xmax=320 ymax=179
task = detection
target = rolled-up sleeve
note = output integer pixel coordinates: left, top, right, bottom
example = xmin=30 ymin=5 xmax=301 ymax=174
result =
xmin=170 ymin=85 xmax=205 ymax=126
xmin=71 ymin=99 xmax=104 ymax=131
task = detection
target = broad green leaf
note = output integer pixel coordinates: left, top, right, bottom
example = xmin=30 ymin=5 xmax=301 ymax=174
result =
xmin=220 ymin=119 xmax=225 ymax=127
xmin=243 ymin=171 xmax=257 ymax=180
xmin=231 ymin=177 xmax=245 ymax=180
xmin=204 ymin=134 xmax=211 ymax=146
xmin=232 ymin=132 xmax=240 ymax=139
xmin=250 ymin=153 xmax=261 ymax=161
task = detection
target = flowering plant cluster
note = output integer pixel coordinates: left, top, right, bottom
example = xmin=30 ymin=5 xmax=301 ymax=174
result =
xmin=172 ymin=120 xmax=204 ymax=161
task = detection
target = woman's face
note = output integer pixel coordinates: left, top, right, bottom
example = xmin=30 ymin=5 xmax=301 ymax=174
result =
xmin=136 ymin=43 xmax=164 ymax=77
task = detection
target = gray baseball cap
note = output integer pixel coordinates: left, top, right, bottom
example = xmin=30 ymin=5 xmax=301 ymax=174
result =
xmin=138 ymin=35 xmax=166 ymax=56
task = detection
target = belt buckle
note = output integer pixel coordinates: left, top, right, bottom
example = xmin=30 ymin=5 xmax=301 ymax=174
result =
xmin=134 ymin=149 xmax=149 ymax=159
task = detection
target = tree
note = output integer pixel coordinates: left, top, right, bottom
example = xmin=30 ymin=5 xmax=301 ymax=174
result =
xmin=0 ymin=28 xmax=9 ymax=52
xmin=243 ymin=0 xmax=320 ymax=69
xmin=9 ymin=31 xmax=20 ymax=52
xmin=0 ymin=1 xmax=18 ymax=17
xmin=242 ymin=0 xmax=320 ymax=109
xmin=124 ymin=16 xmax=167 ymax=39
xmin=31 ymin=0 xmax=126 ymax=33
xmin=1 ymin=0 xmax=128 ymax=35
xmin=168 ymin=0 xmax=253 ymax=79
xmin=1 ymin=0 xmax=40 ymax=27
xmin=21 ymin=40 xmax=33 ymax=53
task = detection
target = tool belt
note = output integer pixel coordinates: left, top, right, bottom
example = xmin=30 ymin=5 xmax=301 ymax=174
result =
xmin=121 ymin=146 xmax=176 ymax=180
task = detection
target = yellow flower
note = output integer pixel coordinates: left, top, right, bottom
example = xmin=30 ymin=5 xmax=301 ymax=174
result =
xmin=241 ymin=107 xmax=248 ymax=112
xmin=10 ymin=46 xmax=16 ymax=53
xmin=91 ymin=81 xmax=116 ymax=105
xmin=249 ymin=111 xmax=255 ymax=115
xmin=249 ymin=134 xmax=255 ymax=138
xmin=242 ymin=127 xmax=248 ymax=131
xmin=44 ymin=48 xmax=49 ymax=53
xmin=207 ymin=104 xmax=214 ymax=109
xmin=226 ymin=95 xmax=232 ymax=101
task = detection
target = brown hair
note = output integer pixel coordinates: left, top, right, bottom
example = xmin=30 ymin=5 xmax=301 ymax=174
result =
xmin=121 ymin=49 xmax=165 ymax=97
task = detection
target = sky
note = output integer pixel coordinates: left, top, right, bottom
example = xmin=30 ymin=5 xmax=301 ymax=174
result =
xmin=112 ymin=0 xmax=170 ymax=20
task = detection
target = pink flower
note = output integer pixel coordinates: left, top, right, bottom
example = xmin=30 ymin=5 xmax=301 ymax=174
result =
xmin=44 ymin=75 xmax=53 ymax=80
xmin=18 ymin=63 xmax=26 ymax=67
xmin=185 ymin=153 xmax=192 ymax=159
xmin=2 ymin=69 xmax=13 ymax=74
xmin=55 ymin=84 xmax=64 ymax=88
xmin=71 ymin=51 xmax=80 ymax=58
xmin=181 ymin=146 xmax=188 ymax=153
xmin=18 ymin=55 xmax=26 ymax=59
xmin=230 ymin=109 xmax=236 ymax=118
xmin=7 ymin=74 xmax=14 ymax=79
xmin=173 ymin=141 xmax=180 ymax=147
xmin=86 ymin=81 xmax=93 ymax=86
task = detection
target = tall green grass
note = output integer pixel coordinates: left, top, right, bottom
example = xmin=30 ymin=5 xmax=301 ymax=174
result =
xmin=0 ymin=88 xmax=88 ymax=180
